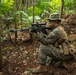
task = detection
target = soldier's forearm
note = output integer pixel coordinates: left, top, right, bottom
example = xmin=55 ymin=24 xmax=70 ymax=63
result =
xmin=39 ymin=37 xmax=52 ymax=45
xmin=35 ymin=32 xmax=53 ymax=45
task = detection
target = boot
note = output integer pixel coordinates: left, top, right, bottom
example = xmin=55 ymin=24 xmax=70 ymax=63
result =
xmin=31 ymin=64 xmax=47 ymax=74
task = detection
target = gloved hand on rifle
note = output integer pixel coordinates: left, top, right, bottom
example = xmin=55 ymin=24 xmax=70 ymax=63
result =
xmin=31 ymin=26 xmax=48 ymax=35
xmin=31 ymin=22 xmax=50 ymax=34
xmin=35 ymin=32 xmax=44 ymax=41
xmin=31 ymin=27 xmax=43 ymax=40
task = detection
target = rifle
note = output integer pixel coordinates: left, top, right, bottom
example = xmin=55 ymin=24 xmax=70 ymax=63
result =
xmin=31 ymin=22 xmax=51 ymax=34
xmin=10 ymin=22 xmax=51 ymax=34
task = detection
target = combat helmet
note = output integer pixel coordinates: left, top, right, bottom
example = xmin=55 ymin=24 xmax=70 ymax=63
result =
xmin=47 ymin=13 xmax=61 ymax=22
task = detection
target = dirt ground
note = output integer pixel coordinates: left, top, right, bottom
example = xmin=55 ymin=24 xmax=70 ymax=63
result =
xmin=2 ymin=14 xmax=76 ymax=75
xmin=61 ymin=14 xmax=76 ymax=34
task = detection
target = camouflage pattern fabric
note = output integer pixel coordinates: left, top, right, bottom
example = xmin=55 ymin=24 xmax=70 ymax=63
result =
xmin=38 ymin=45 xmax=72 ymax=64
xmin=35 ymin=26 xmax=68 ymax=45
xmin=35 ymin=25 xmax=73 ymax=64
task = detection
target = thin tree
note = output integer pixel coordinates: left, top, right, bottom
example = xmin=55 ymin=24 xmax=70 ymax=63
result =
xmin=32 ymin=0 xmax=36 ymax=58
xmin=14 ymin=0 xmax=18 ymax=45
xmin=19 ymin=0 xmax=22 ymax=24
xmin=32 ymin=0 xmax=35 ymax=23
xmin=26 ymin=0 xmax=28 ymax=13
xmin=60 ymin=0 xmax=64 ymax=18
xmin=0 ymin=24 xmax=2 ymax=72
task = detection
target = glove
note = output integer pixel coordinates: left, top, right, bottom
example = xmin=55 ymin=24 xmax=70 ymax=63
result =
xmin=42 ymin=29 xmax=48 ymax=35
xmin=35 ymin=32 xmax=43 ymax=41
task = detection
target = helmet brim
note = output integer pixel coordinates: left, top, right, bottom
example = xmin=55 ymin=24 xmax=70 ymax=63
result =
xmin=47 ymin=18 xmax=61 ymax=21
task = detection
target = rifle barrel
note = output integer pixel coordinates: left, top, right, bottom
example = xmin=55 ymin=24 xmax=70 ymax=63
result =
xmin=9 ymin=27 xmax=32 ymax=32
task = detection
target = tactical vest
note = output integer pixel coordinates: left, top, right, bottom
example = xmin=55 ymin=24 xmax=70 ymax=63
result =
xmin=55 ymin=26 xmax=76 ymax=59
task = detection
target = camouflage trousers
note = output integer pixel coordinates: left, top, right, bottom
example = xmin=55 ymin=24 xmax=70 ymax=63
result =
xmin=38 ymin=45 xmax=73 ymax=64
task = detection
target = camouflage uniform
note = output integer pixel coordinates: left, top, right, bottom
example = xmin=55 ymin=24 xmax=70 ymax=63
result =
xmin=36 ymin=25 xmax=73 ymax=64
xmin=31 ymin=14 xmax=76 ymax=74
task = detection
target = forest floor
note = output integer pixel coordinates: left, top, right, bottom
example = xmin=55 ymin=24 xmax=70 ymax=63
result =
xmin=2 ymin=14 xmax=76 ymax=75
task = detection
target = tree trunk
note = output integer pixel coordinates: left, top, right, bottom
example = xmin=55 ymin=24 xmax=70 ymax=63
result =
xmin=60 ymin=0 xmax=64 ymax=18
xmin=6 ymin=24 xmax=14 ymax=44
xmin=19 ymin=0 xmax=22 ymax=22
xmin=32 ymin=0 xmax=35 ymax=23
xmin=26 ymin=0 xmax=28 ymax=13
xmin=0 ymin=24 xmax=2 ymax=72
xmin=14 ymin=0 xmax=18 ymax=45
xmin=74 ymin=1 xmax=76 ymax=12
xmin=0 ymin=35 xmax=2 ymax=72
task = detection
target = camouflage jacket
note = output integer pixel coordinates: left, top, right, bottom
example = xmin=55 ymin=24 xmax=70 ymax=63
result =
xmin=35 ymin=26 xmax=68 ymax=45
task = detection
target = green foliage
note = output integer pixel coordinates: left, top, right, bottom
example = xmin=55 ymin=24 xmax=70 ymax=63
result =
xmin=28 ymin=0 xmax=61 ymax=17
xmin=64 ymin=0 xmax=75 ymax=9
xmin=0 ymin=0 xmax=14 ymax=14
xmin=50 ymin=0 xmax=61 ymax=13
xmin=13 ymin=11 xmax=41 ymax=26
xmin=2 ymin=46 xmax=11 ymax=52
xmin=28 ymin=6 xmax=42 ymax=16
xmin=27 ymin=68 xmax=33 ymax=75
xmin=28 ymin=2 xmax=51 ymax=19
xmin=64 ymin=0 xmax=76 ymax=14
xmin=36 ymin=2 xmax=51 ymax=11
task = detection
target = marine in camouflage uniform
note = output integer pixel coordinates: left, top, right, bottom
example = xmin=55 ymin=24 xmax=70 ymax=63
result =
xmin=32 ymin=13 xmax=76 ymax=73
